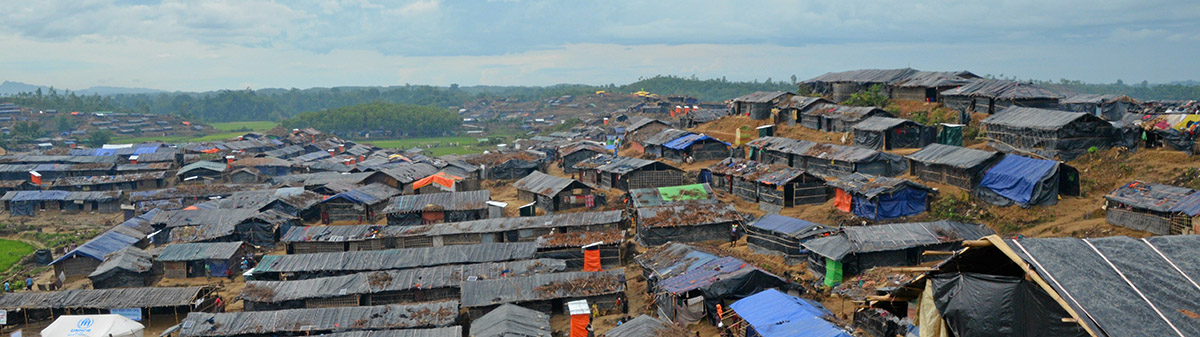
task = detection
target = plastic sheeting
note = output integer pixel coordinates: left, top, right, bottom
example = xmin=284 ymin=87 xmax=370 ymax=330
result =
xmin=729 ymin=289 xmax=851 ymax=337
xmin=930 ymin=273 xmax=1086 ymax=337
xmin=978 ymin=155 xmax=1059 ymax=206
xmin=834 ymin=188 xmax=851 ymax=212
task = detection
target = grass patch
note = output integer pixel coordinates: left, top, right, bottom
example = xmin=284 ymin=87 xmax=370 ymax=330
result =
xmin=210 ymin=121 xmax=278 ymax=132
xmin=0 ymin=239 xmax=34 ymax=272
xmin=364 ymin=136 xmax=480 ymax=149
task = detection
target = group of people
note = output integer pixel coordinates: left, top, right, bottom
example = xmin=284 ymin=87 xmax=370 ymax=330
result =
xmin=3 ymin=276 xmax=36 ymax=293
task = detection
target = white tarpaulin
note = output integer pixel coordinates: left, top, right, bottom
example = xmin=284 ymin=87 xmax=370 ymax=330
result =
xmin=41 ymin=315 xmax=144 ymax=337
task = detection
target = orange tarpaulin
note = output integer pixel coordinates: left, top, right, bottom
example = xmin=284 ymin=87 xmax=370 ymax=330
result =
xmin=835 ymin=188 xmax=852 ymax=212
xmin=412 ymin=172 xmax=463 ymax=190
xmin=183 ymin=205 xmax=200 ymax=210
xmin=570 ymin=314 xmax=589 ymax=337
xmin=583 ymin=248 xmax=601 ymax=272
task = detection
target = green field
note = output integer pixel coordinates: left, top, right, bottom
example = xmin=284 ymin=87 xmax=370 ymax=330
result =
xmin=0 ymin=239 xmax=35 ymax=272
xmin=210 ymin=121 xmax=278 ymax=132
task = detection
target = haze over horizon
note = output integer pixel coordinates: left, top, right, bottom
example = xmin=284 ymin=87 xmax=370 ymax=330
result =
xmin=3 ymin=0 xmax=1198 ymax=92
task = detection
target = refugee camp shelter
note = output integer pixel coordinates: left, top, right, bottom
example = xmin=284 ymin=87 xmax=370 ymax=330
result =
xmin=559 ymin=141 xmax=609 ymax=174
xmin=41 ymin=315 xmax=144 ymax=337
xmin=801 ymin=220 xmax=994 ymax=285
xmin=460 ymin=269 xmax=626 ymax=319
xmin=1104 ymin=181 xmax=1200 ymax=235
xmin=386 ymin=211 xmax=624 ymax=249
xmin=634 ymin=243 xmax=721 ymax=294
xmin=0 ymin=286 xmax=214 ymax=326
xmin=586 ymin=156 xmax=687 ymax=191
xmin=732 ymin=91 xmax=793 ymax=120
xmin=800 ymin=104 xmax=894 ymax=132
xmin=680 ymin=108 xmax=728 ymax=128
xmin=514 ymin=171 xmax=603 ymax=213
xmin=635 ymin=203 xmax=741 ymax=246
xmin=1059 ymin=94 xmax=1141 ymax=121
xmin=382 ymin=190 xmax=490 ymax=225
xmin=51 ymin=210 xmax=158 ymax=281
xmin=177 ymin=302 xmax=461 ymax=337
xmin=227 ymin=168 xmax=262 ymax=183
xmin=827 ymin=173 xmax=934 ymax=220
xmin=868 ymin=235 xmax=1200 ymax=337
xmin=745 ymin=214 xmax=836 ymax=261
xmin=88 ymin=246 xmax=154 ymax=289
xmin=239 ymin=259 xmax=565 ymax=311
xmin=2 ymin=190 xmax=122 ymax=216
xmin=158 ymin=241 xmax=246 ymax=278
xmin=281 ymin=224 xmax=389 ymax=253
xmin=744 ymin=137 xmax=909 ymax=178
xmin=786 ymin=97 xmax=834 ymax=127
xmin=905 ymin=144 xmax=1003 ymax=190
xmin=976 ymin=154 xmax=1080 ymax=207
xmin=151 ymin=209 xmax=296 ymax=246
xmin=939 ymin=79 xmax=1064 ymax=114
xmin=249 ymin=242 xmax=541 ymax=280
xmin=469 ymin=304 xmax=552 ymax=337
xmin=729 ymin=289 xmax=853 ymax=337
xmin=705 ymin=157 xmax=829 ymax=208
xmin=642 ymin=129 xmax=729 ymax=162
xmin=48 ymin=171 xmax=167 ymax=191
xmin=624 ymin=117 xmax=673 ymax=152
xmin=229 ymin=157 xmax=292 ymax=176
xmin=601 ymin=315 xmax=684 ymax=337
xmin=851 ymin=116 xmax=934 ymax=150
xmin=536 ymin=229 xmax=626 ymax=271
xmin=804 ymin=68 xmax=979 ymax=103
xmin=175 ymin=161 xmax=226 ymax=181
xmin=653 ymin=256 xmax=786 ymax=325
xmin=318 ymin=183 xmax=401 ymax=223
xmin=982 ymin=106 xmax=1117 ymax=160
xmin=412 ymin=171 xmax=470 ymax=194
xmin=627 ymin=183 xmax=717 ymax=208
xmin=203 ymin=187 xmax=324 ymax=219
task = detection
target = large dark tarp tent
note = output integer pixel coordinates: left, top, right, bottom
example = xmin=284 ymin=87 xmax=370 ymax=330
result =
xmin=851 ymin=116 xmax=935 ymax=150
xmin=976 ymin=155 xmax=1080 ymax=207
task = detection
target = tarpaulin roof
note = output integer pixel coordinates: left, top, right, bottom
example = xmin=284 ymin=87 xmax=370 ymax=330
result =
xmin=982 ymin=107 xmax=1100 ymax=130
xmin=979 ymin=155 xmax=1057 ymax=205
xmin=270 ymin=171 xmax=373 ymax=186
xmin=893 ymin=70 xmax=979 ymax=88
xmin=1168 ymin=191 xmax=1200 ymax=216
xmin=663 ymin=133 xmax=729 ymax=150
xmin=803 ymin=220 xmax=993 ymax=261
xmin=803 ymin=104 xmax=890 ymax=123
xmin=635 ymin=203 xmax=741 ymax=228
xmin=731 ymin=91 xmax=791 ymax=103
xmin=939 ymin=79 xmax=1064 ymax=99
xmin=1060 ymin=93 xmax=1140 ymax=105
xmin=1105 ymin=181 xmax=1197 ymax=213
xmin=657 ymin=256 xmax=783 ymax=295
xmin=242 ymin=259 xmax=565 ymax=303
xmin=178 ymin=302 xmax=460 ymax=337
xmin=385 ymin=210 xmax=623 ymax=237
xmin=157 ymin=241 xmax=243 ymax=261
xmin=252 ymin=242 xmax=540 ymax=274
xmin=601 ymin=315 xmax=684 ymax=337
xmin=209 ymin=187 xmax=324 ymax=211
xmin=826 ymin=173 xmax=932 ymax=199
xmin=378 ymin=163 xmax=441 ymax=184
xmin=634 ymin=243 xmax=720 ymax=281
xmin=1007 ymin=235 xmax=1200 ymax=337
xmin=852 ymin=116 xmax=919 ymax=132
xmin=88 ymin=246 xmax=152 ymax=278
xmin=805 ymin=68 xmax=920 ymax=84
xmin=281 ymin=224 xmax=379 ymax=243
xmin=382 ymin=190 xmax=490 ymax=213
xmin=52 ymin=209 xmax=159 ymax=264
xmin=905 ymin=144 xmax=1001 ymax=169
xmin=175 ymin=161 xmax=227 ymax=176
xmin=558 ymin=141 xmax=608 ymax=157
xmin=130 ymin=184 xmax=267 ymax=202
xmin=460 ymin=269 xmax=625 ymax=308
xmin=642 ymin=129 xmax=693 ymax=146
xmin=514 ymin=171 xmax=585 ymax=196
xmin=682 ymin=109 xmax=728 ymax=123
xmin=411 ymin=172 xmax=462 ymax=191
xmin=0 ymin=190 xmax=121 ymax=202
xmin=628 ymin=183 xmax=717 ymax=208
xmin=470 ymin=304 xmax=552 ymax=337
xmin=0 ymin=286 xmax=205 ymax=310
xmin=595 ymin=156 xmax=678 ymax=174
xmin=626 ymin=117 xmax=671 ymax=132
xmin=729 ymin=289 xmax=852 ymax=337
xmin=748 ymin=214 xmax=830 ymax=238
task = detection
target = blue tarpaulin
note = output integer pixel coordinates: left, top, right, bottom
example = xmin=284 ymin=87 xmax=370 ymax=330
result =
xmin=850 ymin=188 xmax=927 ymax=220
xmin=663 ymin=134 xmax=729 ymax=150
xmin=133 ymin=146 xmax=159 ymax=155
xmin=50 ymin=209 xmax=159 ymax=264
xmin=730 ymin=289 xmax=852 ymax=337
xmin=323 ymin=189 xmax=381 ymax=205
xmin=1170 ymin=193 xmax=1200 ymax=216
xmin=979 ymin=155 xmax=1056 ymax=205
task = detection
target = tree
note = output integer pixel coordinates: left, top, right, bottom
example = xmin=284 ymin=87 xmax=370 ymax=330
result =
xmin=55 ymin=115 xmax=77 ymax=132
xmin=87 ymin=130 xmax=112 ymax=147
xmin=841 ymin=84 xmax=889 ymax=107
xmin=11 ymin=122 xmax=44 ymax=143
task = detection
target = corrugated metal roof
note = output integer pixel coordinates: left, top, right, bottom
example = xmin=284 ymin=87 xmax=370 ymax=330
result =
xmin=460 ymin=269 xmax=625 ymax=308
xmin=982 ymin=106 xmax=1099 ymax=130
xmin=157 ymin=241 xmax=244 ymax=261
xmin=382 ymin=190 xmax=490 ymax=213
xmin=802 ymin=220 xmax=994 ymax=260
xmin=0 ymin=286 xmax=205 ymax=310
xmin=178 ymin=302 xmax=460 ymax=337
xmin=242 ymin=259 xmax=566 ymax=303
xmin=905 ymin=144 xmax=1001 ymax=169
xmin=513 ymin=171 xmax=584 ymax=196
xmin=253 ymin=242 xmax=540 ymax=274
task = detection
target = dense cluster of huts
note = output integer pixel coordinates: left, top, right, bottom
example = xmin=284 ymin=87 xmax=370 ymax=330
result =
xmin=1 ymin=69 xmax=1198 ymax=337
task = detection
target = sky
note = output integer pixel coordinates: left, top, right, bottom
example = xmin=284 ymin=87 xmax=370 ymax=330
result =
xmin=1 ymin=0 xmax=1198 ymax=92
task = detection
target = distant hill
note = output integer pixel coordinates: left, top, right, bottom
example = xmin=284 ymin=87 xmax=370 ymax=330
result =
xmin=0 ymin=81 xmax=164 ymax=96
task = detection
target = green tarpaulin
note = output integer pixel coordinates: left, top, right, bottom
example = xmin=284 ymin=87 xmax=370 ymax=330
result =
xmin=937 ymin=124 xmax=963 ymax=146
xmin=658 ymin=184 xmax=710 ymax=202
xmin=824 ymin=258 xmax=843 ymax=287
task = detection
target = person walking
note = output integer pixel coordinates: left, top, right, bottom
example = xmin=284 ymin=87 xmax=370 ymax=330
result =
xmin=26 ymin=276 xmax=33 ymax=291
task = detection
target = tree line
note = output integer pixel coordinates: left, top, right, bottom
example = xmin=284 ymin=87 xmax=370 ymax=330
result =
xmin=280 ymin=102 xmax=459 ymax=138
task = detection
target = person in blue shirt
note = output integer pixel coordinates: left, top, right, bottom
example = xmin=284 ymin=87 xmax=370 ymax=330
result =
xmin=25 ymin=276 xmax=33 ymax=291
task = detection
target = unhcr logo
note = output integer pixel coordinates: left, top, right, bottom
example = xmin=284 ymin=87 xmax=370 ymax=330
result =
xmin=78 ymin=318 xmax=94 ymax=329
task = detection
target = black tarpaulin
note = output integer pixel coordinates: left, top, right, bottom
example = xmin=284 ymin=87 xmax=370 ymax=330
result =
xmin=930 ymin=273 xmax=1087 ymax=337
